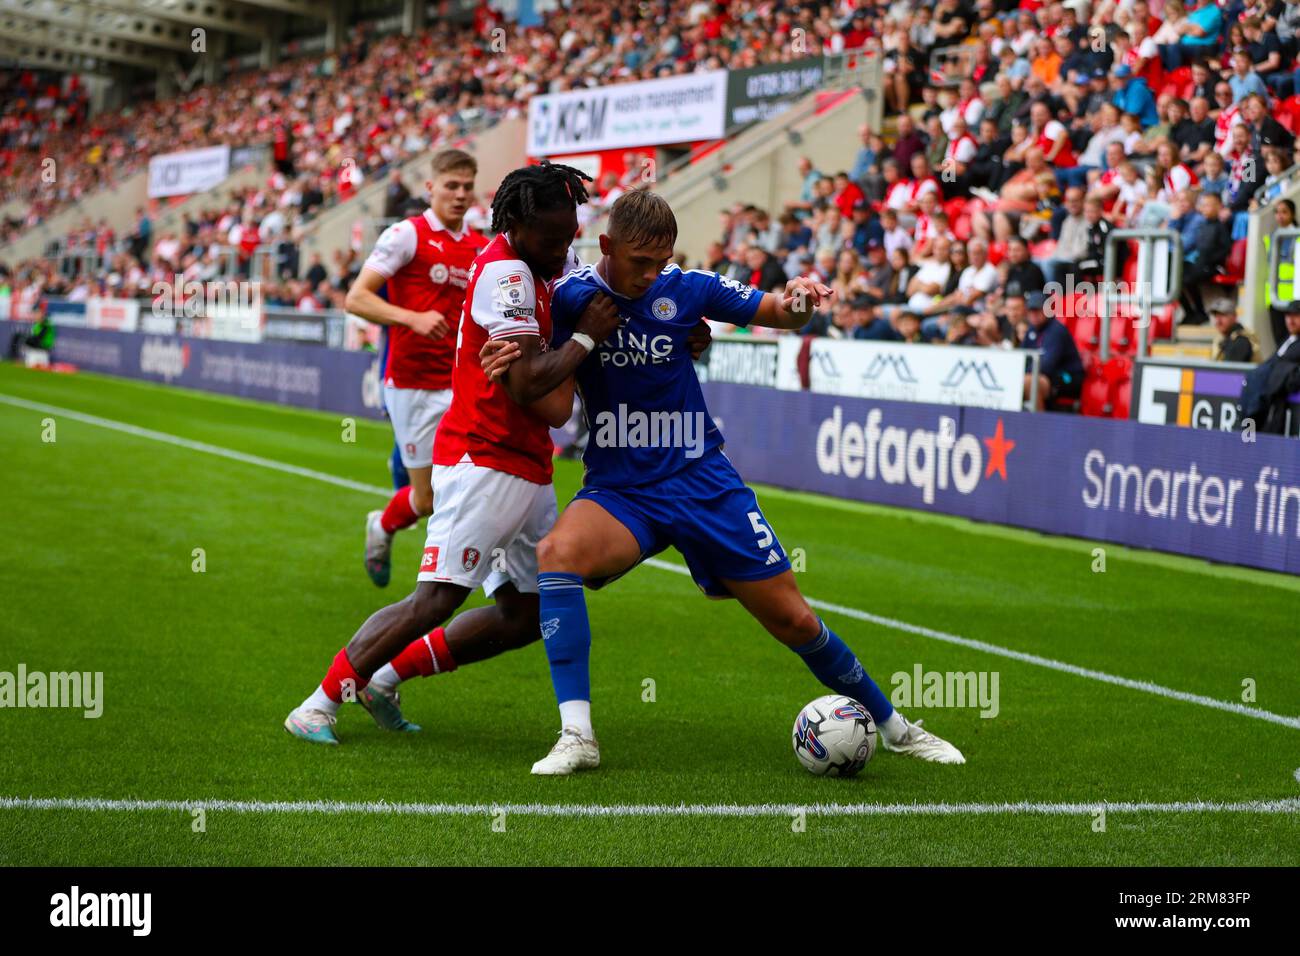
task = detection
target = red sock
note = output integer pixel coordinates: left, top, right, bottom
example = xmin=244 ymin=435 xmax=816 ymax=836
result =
xmin=320 ymin=647 xmax=367 ymax=703
xmin=380 ymin=486 xmax=418 ymax=534
xmin=390 ymin=627 xmax=457 ymax=680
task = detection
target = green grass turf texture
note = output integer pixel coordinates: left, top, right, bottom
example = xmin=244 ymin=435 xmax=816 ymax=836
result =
xmin=0 ymin=363 xmax=1297 ymax=866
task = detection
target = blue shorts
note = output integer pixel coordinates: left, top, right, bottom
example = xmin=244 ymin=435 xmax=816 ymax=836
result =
xmin=573 ymin=449 xmax=791 ymax=598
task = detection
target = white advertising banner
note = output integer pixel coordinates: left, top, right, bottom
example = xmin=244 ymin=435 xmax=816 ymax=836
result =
xmin=86 ymin=297 xmax=140 ymax=333
xmin=148 ymin=145 xmax=231 ymax=198
xmin=527 ymin=71 xmax=728 ymax=155
xmin=777 ymin=339 xmax=1027 ymax=412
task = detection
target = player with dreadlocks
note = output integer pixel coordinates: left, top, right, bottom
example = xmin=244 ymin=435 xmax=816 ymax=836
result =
xmin=284 ymin=161 xmax=625 ymax=744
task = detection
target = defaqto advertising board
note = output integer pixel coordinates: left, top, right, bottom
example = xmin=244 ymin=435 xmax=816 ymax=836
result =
xmin=18 ymin=323 xmax=387 ymax=421
xmin=704 ymin=381 xmax=1300 ymax=575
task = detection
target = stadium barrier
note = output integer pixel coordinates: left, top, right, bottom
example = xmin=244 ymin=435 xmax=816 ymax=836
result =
xmin=697 ymin=333 xmax=1041 ymax=411
xmin=9 ymin=320 xmax=1297 ymax=573
xmin=4 ymin=320 xmax=385 ymax=421
xmin=1131 ymin=356 xmax=1300 ymax=436
xmin=703 ymin=381 xmax=1300 ymax=575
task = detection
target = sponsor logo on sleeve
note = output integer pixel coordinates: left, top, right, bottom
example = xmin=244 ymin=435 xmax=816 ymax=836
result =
xmin=497 ymin=273 xmax=527 ymax=307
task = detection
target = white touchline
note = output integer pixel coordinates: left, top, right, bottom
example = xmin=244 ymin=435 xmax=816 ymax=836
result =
xmin=646 ymin=557 xmax=1300 ymax=731
xmin=1 ymin=796 xmax=1298 ymax=817
xmin=4 ymin=393 xmax=1299 ymax=732
xmin=0 ymin=394 xmax=389 ymax=497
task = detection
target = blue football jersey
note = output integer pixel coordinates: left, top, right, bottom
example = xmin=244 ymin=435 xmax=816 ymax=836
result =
xmin=551 ymin=263 xmax=764 ymax=488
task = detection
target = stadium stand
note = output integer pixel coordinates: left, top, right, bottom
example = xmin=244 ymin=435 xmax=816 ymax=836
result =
xmin=4 ymin=0 xmax=1300 ymax=420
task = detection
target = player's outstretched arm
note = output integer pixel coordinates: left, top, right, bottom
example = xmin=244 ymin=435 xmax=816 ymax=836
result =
xmin=750 ymin=277 xmax=834 ymax=330
xmin=344 ymin=268 xmax=447 ymax=338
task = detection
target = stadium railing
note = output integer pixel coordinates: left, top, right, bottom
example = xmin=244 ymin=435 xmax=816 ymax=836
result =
xmin=1099 ymin=227 xmax=1183 ymax=363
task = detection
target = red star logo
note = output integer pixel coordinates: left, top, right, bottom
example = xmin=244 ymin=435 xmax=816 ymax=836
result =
xmin=982 ymin=419 xmax=1015 ymax=480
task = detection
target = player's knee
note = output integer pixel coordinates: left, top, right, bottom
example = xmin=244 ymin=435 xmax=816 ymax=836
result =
xmin=537 ymin=532 xmax=583 ymax=575
xmin=410 ymin=484 xmax=434 ymax=516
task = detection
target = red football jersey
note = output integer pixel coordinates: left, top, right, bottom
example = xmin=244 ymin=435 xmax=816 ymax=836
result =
xmin=363 ymin=209 xmax=486 ymax=390
xmin=433 ymin=233 xmax=555 ymax=485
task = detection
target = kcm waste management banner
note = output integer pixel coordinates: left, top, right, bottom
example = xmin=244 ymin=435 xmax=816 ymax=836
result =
xmin=704 ymin=381 xmax=1300 ymax=575
xmin=527 ymin=71 xmax=728 ymax=155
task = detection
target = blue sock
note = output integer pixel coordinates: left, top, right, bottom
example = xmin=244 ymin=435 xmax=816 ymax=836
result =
xmin=791 ymin=620 xmax=894 ymax=724
xmin=537 ymin=572 xmax=591 ymax=704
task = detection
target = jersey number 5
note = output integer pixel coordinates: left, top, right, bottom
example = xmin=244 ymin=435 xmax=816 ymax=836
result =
xmin=748 ymin=511 xmax=773 ymax=549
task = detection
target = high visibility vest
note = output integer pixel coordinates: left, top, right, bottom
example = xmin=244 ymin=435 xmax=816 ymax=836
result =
xmin=1263 ymin=234 xmax=1295 ymax=306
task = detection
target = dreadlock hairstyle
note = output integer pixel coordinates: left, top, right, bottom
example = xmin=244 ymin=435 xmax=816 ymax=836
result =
xmin=490 ymin=161 xmax=592 ymax=235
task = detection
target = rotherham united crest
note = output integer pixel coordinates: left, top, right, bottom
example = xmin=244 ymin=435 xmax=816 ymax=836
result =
xmin=462 ymin=547 xmax=482 ymax=571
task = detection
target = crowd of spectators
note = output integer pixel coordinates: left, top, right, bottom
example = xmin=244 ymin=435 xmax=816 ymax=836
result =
xmin=694 ymin=0 xmax=1300 ymax=407
xmin=4 ymin=0 xmax=1300 ymax=404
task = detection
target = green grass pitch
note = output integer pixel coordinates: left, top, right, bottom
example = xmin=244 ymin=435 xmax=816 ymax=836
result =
xmin=0 ymin=362 xmax=1297 ymax=866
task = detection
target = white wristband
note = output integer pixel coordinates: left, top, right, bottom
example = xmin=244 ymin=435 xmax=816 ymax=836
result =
xmin=570 ymin=332 xmax=596 ymax=353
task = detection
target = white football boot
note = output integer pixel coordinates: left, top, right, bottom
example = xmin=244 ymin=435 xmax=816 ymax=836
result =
xmin=283 ymin=706 xmax=340 ymax=745
xmin=880 ymin=717 xmax=965 ymax=764
xmin=530 ymin=727 xmax=600 ymax=775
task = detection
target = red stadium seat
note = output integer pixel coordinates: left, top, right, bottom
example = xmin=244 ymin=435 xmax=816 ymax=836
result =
xmin=1213 ymin=239 xmax=1248 ymax=285
xmin=1278 ymin=96 xmax=1300 ymax=135
xmin=1159 ymin=66 xmax=1192 ymax=99
xmin=1110 ymin=314 xmax=1136 ymax=355
xmin=1072 ymin=311 xmax=1100 ymax=354
xmin=987 ymin=240 xmax=1007 ymax=265
xmin=1151 ymin=303 xmax=1176 ymax=341
xmin=1113 ymin=376 xmax=1133 ymax=419
xmin=1104 ymin=357 xmax=1134 ymax=419
xmin=1081 ymin=371 xmax=1111 ymax=417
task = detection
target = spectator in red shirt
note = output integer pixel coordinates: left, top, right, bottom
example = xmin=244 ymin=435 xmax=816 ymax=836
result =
xmin=833 ymin=172 xmax=866 ymax=218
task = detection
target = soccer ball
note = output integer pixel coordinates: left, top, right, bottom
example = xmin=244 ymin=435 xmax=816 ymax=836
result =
xmin=792 ymin=695 xmax=877 ymax=777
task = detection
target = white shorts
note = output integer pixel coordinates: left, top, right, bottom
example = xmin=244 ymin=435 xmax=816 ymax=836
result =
xmin=384 ymin=384 xmax=452 ymax=470
xmin=417 ymin=458 xmax=557 ymax=596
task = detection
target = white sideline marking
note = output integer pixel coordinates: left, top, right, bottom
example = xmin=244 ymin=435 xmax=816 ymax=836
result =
xmin=646 ymin=557 xmax=1300 ymax=730
xmin=4 ymin=393 xmax=1299 ymax=732
xmin=0 ymin=395 xmax=390 ymax=497
xmin=2 ymin=796 xmax=1298 ymax=817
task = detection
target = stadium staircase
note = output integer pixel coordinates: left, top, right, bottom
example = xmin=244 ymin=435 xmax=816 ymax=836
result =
xmin=295 ymin=114 xmax=526 ymax=273
xmin=5 ymin=168 xmax=151 ymax=265
xmin=648 ymin=51 xmax=885 ymax=267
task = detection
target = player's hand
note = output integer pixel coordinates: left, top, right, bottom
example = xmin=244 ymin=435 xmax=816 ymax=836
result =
xmin=687 ymin=320 xmax=713 ymax=360
xmin=781 ymin=278 xmax=832 ymax=316
xmin=575 ymin=292 xmax=620 ymax=343
xmin=480 ymin=339 xmax=521 ymax=382
xmin=409 ymin=309 xmax=449 ymax=338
